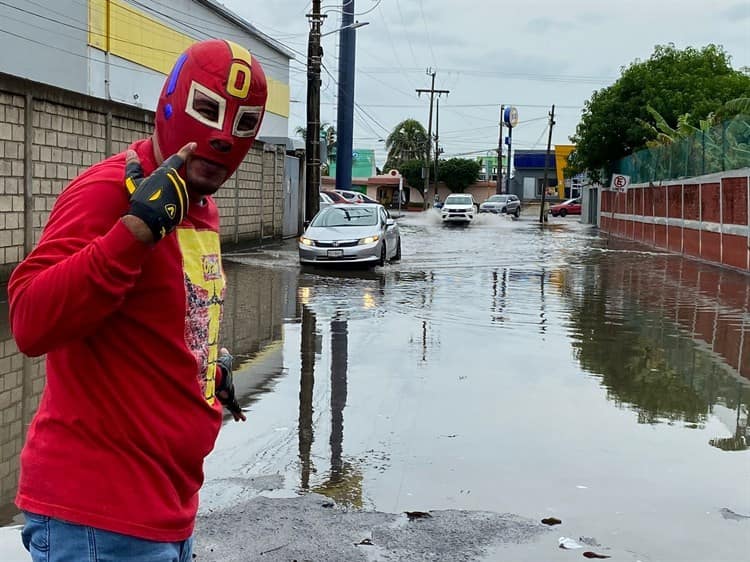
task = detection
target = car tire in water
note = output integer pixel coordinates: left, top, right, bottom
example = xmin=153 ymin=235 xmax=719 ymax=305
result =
xmin=514 ymin=207 xmax=520 ymax=218
xmin=393 ymin=238 xmax=402 ymax=261
xmin=559 ymin=209 xmax=567 ymax=217
xmin=378 ymin=243 xmax=387 ymax=267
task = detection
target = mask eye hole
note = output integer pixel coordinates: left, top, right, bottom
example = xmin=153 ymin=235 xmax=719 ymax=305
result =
xmin=193 ymin=90 xmax=220 ymax=123
xmin=185 ymin=81 xmax=226 ymax=130
xmin=237 ymin=112 xmax=259 ymax=132
xmin=233 ymin=107 xmax=263 ymax=138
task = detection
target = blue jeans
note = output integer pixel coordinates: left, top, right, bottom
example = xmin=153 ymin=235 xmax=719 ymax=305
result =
xmin=21 ymin=511 xmax=193 ymax=562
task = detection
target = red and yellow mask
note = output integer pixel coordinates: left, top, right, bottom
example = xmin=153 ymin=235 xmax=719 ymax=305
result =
xmin=156 ymin=39 xmax=268 ymax=180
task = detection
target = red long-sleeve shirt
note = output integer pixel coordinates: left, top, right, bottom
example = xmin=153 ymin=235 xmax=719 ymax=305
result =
xmin=9 ymin=138 xmax=225 ymax=541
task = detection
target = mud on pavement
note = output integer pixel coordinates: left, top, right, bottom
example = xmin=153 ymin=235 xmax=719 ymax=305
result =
xmin=193 ymin=493 xmax=548 ymax=562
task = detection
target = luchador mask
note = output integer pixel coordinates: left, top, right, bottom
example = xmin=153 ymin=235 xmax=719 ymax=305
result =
xmin=155 ymin=39 xmax=268 ymax=180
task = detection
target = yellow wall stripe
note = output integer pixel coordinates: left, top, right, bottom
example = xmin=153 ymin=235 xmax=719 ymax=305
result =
xmin=87 ymin=0 xmax=289 ymax=118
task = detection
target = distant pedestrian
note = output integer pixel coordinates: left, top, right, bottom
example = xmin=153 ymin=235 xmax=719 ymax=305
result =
xmin=8 ymin=39 xmax=267 ymax=561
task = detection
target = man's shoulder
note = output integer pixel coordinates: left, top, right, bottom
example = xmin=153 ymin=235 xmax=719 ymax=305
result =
xmin=68 ymin=153 xmax=128 ymax=193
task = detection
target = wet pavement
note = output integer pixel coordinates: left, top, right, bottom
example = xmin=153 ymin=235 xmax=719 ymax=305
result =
xmin=1 ymin=210 xmax=749 ymax=560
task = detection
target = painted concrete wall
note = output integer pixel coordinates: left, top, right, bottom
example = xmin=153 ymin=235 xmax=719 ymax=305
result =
xmin=600 ymin=170 xmax=750 ymax=273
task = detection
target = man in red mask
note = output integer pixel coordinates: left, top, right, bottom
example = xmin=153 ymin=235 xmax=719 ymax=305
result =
xmin=8 ymin=39 xmax=268 ymax=561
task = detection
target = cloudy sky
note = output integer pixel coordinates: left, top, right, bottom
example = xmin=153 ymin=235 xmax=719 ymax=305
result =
xmin=223 ymin=0 xmax=750 ymax=166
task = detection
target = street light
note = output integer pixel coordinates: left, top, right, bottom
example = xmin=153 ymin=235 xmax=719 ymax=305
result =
xmin=321 ymin=20 xmax=369 ymax=37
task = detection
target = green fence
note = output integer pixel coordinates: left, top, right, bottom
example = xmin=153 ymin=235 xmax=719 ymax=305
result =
xmin=615 ymin=115 xmax=750 ymax=183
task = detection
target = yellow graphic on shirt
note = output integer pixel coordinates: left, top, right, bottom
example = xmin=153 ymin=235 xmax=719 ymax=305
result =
xmin=177 ymin=229 xmax=225 ymax=404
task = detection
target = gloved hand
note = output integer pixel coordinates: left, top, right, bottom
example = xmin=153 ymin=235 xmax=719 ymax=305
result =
xmin=124 ymin=142 xmax=195 ymax=241
xmin=216 ymin=347 xmax=246 ymax=422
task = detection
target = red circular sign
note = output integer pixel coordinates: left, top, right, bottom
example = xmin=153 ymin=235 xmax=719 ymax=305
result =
xmin=613 ymin=175 xmax=627 ymax=188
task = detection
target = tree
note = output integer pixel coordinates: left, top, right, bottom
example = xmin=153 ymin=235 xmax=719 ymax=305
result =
xmin=397 ymin=159 xmax=425 ymax=194
xmin=385 ymin=119 xmax=428 ymax=170
xmin=437 ymin=158 xmax=481 ymax=193
xmin=569 ymin=44 xmax=750 ymax=181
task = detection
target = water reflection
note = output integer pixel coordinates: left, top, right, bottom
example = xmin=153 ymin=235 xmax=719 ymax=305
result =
xmin=564 ymin=252 xmax=750 ymax=438
xmin=0 ymin=260 xmax=294 ymax=526
xmin=298 ymin=305 xmax=316 ymax=490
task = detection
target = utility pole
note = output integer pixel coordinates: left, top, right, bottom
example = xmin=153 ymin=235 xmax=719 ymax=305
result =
xmin=416 ymin=70 xmax=449 ymax=210
xmin=539 ymin=104 xmax=556 ymax=224
xmin=305 ymin=1 xmax=325 ymax=222
xmin=434 ymin=97 xmax=440 ymax=194
xmin=496 ymin=104 xmax=504 ymax=193
xmin=335 ymin=0 xmax=356 ymax=191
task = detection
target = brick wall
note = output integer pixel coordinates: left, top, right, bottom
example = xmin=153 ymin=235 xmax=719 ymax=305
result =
xmin=601 ymin=170 xmax=750 ymax=273
xmin=0 ymin=72 xmax=286 ymax=284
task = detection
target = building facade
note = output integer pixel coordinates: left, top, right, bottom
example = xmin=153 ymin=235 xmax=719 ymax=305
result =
xmin=0 ymin=0 xmax=293 ymax=140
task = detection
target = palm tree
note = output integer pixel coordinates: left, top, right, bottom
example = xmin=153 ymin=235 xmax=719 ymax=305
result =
xmin=295 ymin=122 xmax=337 ymax=157
xmin=295 ymin=123 xmax=337 ymax=174
xmin=385 ymin=119 xmax=429 ymax=170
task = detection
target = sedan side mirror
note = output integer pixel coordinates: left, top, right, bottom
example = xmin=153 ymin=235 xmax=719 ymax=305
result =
xmin=386 ymin=218 xmax=395 ymax=227
xmin=303 ymin=220 xmax=311 ymax=229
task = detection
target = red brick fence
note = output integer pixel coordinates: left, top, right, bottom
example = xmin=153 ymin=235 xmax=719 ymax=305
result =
xmin=601 ymin=170 xmax=750 ymax=273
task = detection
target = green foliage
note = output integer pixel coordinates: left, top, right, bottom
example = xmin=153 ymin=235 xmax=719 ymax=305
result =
xmin=570 ymin=44 xmax=750 ymax=181
xmin=295 ymin=123 xmax=337 ymax=161
xmin=397 ymin=159 xmax=426 ymax=193
xmin=385 ymin=119 xmax=429 ymax=170
xmin=437 ymin=158 xmax=481 ymax=192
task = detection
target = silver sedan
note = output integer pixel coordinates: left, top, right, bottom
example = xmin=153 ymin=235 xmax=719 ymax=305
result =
xmin=299 ymin=204 xmax=401 ymax=266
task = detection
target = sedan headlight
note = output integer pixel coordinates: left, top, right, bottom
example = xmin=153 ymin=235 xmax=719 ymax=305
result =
xmin=358 ymin=235 xmax=379 ymax=245
xmin=299 ymin=236 xmax=315 ymax=246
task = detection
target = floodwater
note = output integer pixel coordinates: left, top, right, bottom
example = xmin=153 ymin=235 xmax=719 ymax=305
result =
xmin=2 ymin=211 xmax=749 ymax=561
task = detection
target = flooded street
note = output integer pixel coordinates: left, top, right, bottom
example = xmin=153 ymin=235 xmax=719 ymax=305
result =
xmin=204 ymin=211 xmax=750 ymax=561
xmin=2 ymin=211 xmax=749 ymax=561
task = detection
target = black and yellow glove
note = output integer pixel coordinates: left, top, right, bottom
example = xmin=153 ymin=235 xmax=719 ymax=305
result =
xmin=216 ymin=349 xmax=246 ymax=422
xmin=125 ymin=153 xmax=189 ymax=241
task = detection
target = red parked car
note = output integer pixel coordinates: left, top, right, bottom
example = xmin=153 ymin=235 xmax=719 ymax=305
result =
xmin=549 ymin=197 xmax=582 ymax=217
xmin=322 ymin=190 xmax=349 ymax=204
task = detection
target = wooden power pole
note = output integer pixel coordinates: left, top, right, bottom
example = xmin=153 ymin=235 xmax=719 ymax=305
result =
xmin=539 ymin=104 xmax=556 ymax=223
xmin=417 ymin=70 xmax=449 ymax=209
xmin=305 ymin=1 xmax=325 ymax=222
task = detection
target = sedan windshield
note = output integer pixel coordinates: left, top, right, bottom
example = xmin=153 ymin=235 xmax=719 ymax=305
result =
xmin=446 ymin=196 xmax=473 ymax=205
xmin=311 ymin=207 xmax=378 ymax=227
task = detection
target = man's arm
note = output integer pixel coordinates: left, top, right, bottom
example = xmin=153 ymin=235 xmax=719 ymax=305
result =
xmin=9 ymin=143 xmax=194 ymax=357
xmin=8 ymin=177 xmax=153 ymax=357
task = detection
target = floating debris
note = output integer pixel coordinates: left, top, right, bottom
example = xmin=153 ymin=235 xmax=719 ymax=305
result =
xmin=356 ymin=538 xmax=374 ymax=546
xmin=583 ymin=551 xmax=611 ymax=559
xmin=406 ymin=511 xmax=433 ymax=521
xmin=720 ymin=508 xmax=750 ymax=521
xmin=559 ymin=537 xmax=584 ymax=549
xmin=541 ymin=517 xmax=562 ymax=526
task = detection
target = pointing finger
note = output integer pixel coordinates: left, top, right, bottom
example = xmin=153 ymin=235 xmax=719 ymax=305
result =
xmin=124 ymin=149 xmax=144 ymax=194
xmin=125 ymin=149 xmax=144 ymax=180
xmin=161 ymin=142 xmax=197 ymax=171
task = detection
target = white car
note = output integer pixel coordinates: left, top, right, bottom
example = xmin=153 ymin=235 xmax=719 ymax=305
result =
xmin=319 ymin=192 xmax=334 ymax=210
xmin=441 ymin=194 xmax=476 ymax=223
xmin=299 ymin=204 xmax=401 ymax=266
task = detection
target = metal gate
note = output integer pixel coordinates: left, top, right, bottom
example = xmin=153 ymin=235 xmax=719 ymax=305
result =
xmin=283 ymin=155 xmax=301 ymax=238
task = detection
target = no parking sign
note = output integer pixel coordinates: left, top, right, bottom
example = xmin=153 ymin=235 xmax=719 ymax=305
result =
xmin=611 ymin=174 xmax=631 ymax=192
